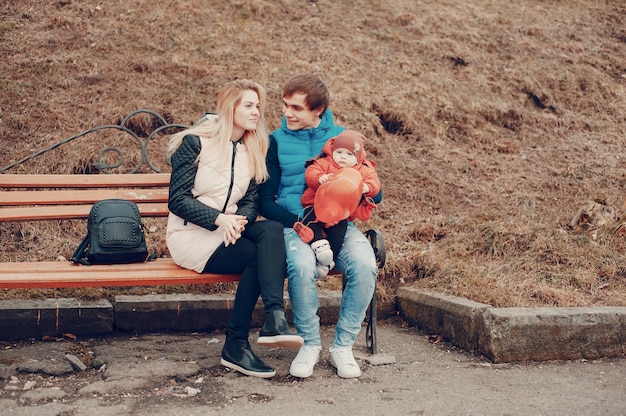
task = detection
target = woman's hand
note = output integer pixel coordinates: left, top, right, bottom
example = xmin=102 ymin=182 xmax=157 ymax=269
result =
xmin=215 ymin=213 xmax=248 ymax=246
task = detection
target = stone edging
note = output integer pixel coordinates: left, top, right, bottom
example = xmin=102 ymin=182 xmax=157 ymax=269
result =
xmin=397 ymin=287 xmax=626 ymax=363
xmin=0 ymin=292 xmax=344 ymax=343
xmin=1 ymin=288 xmax=624 ymax=363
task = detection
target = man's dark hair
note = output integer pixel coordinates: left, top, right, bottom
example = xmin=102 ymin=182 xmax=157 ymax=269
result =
xmin=283 ymin=73 xmax=330 ymax=113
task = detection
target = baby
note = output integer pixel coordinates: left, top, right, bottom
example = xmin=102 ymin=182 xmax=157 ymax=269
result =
xmin=296 ymin=130 xmax=381 ymax=277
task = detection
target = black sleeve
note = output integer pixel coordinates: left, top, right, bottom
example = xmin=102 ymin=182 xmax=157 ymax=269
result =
xmin=167 ymin=135 xmax=221 ymax=231
xmin=258 ymin=134 xmax=299 ymax=227
xmin=236 ymin=181 xmax=258 ymax=225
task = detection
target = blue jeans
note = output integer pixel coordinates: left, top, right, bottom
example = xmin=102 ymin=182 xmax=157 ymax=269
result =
xmin=285 ymin=222 xmax=377 ymax=347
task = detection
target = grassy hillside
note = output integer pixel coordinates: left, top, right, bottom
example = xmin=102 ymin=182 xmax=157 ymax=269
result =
xmin=1 ymin=0 xmax=625 ymax=307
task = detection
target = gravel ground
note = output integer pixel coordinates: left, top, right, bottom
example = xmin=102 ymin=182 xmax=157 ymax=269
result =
xmin=1 ymin=320 xmax=624 ymax=416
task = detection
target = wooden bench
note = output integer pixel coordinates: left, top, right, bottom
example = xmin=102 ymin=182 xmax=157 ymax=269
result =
xmin=0 ymin=110 xmax=385 ymax=353
xmin=0 ymin=173 xmax=243 ymax=287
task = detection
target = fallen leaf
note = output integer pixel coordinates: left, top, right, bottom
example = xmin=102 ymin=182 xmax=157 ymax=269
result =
xmin=427 ymin=335 xmax=442 ymax=344
xmin=42 ymin=336 xmax=64 ymax=342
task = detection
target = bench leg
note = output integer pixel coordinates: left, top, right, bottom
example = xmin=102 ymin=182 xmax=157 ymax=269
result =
xmin=365 ymin=228 xmax=386 ymax=268
xmin=364 ymin=228 xmax=384 ymax=354
xmin=366 ymin=290 xmax=377 ymax=354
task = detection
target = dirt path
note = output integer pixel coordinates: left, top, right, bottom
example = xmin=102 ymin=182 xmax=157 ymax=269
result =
xmin=1 ymin=321 xmax=624 ymax=415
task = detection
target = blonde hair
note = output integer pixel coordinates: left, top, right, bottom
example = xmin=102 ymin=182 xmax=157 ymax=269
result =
xmin=166 ymin=79 xmax=269 ymax=183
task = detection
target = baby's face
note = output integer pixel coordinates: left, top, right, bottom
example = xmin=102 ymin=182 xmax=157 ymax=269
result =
xmin=332 ymin=148 xmax=358 ymax=168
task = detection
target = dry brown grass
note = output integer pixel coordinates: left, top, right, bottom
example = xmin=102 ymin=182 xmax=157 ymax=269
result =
xmin=1 ymin=0 xmax=626 ymax=307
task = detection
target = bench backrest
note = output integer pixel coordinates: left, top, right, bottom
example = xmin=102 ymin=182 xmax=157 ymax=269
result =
xmin=0 ymin=174 xmax=171 ymax=222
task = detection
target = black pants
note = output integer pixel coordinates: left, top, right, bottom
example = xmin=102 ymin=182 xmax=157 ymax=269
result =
xmin=202 ymin=220 xmax=286 ymax=341
xmin=304 ymin=206 xmax=347 ymax=261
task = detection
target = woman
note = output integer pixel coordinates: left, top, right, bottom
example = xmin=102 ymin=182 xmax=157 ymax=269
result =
xmin=166 ymin=79 xmax=302 ymax=378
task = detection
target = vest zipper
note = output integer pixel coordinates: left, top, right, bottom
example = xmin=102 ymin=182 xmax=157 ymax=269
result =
xmin=221 ymin=140 xmax=237 ymax=212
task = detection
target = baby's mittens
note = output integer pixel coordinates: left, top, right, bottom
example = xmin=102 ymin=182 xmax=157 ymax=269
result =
xmin=353 ymin=197 xmax=377 ymax=221
xmin=294 ymin=221 xmax=314 ymax=243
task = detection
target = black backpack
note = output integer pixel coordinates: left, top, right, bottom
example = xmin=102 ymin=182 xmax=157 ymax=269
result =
xmin=71 ymin=199 xmax=149 ymax=265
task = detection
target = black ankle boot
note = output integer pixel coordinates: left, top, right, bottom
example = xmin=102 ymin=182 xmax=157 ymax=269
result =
xmin=221 ymin=338 xmax=276 ymax=378
xmin=258 ymin=310 xmax=304 ymax=349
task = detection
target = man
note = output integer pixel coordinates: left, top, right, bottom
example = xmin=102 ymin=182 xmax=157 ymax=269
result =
xmin=258 ymin=73 xmax=378 ymax=379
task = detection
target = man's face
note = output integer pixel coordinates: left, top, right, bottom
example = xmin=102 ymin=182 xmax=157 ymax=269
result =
xmin=282 ymin=93 xmax=321 ymax=131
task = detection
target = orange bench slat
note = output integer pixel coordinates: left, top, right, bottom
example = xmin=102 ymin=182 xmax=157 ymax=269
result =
xmin=1 ymin=188 xmax=169 ymax=206
xmin=0 ymin=202 xmax=170 ymax=221
xmin=0 ymin=258 xmax=184 ymax=272
xmin=0 ymin=173 xmax=171 ymax=188
xmin=0 ymin=259 xmax=240 ymax=289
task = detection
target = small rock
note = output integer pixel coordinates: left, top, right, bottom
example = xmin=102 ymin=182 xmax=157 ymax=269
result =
xmin=64 ymin=354 xmax=87 ymax=371
xmin=22 ymin=387 xmax=67 ymax=402
xmin=363 ymin=354 xmax=396 ymax=366
xmin=17 ymin=360 xmax=74 ymax=376
xmin=185 ymin=386 xmax=199 ymax=396
xmin=23 ymin=380 xmax=36 ymax=390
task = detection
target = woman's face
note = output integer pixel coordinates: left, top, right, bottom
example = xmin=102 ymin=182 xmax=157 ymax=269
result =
xmin=233 ymin=90 xmax=260 ymax=138
xmin=282 ymin=93 xmax=321 ymax=131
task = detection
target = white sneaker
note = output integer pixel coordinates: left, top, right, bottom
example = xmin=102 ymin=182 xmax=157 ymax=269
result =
xmin=311 ymin=239 xmax=333 ymax=266
xmin=289 ymin=345 xmax=321 ymax=378
xmin=329 ymin=346 xmax=361 ymax=378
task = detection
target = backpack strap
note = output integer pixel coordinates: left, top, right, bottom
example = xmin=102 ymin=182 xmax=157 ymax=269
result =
xmin=70 ymin=234 xmax=91 ymax=265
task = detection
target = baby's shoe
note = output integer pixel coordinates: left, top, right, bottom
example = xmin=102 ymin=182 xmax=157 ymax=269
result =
xmin=311 ymin=239 xmax=333 ymax=266
xmin=316 ymin=260 xmax=335 ymax=279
